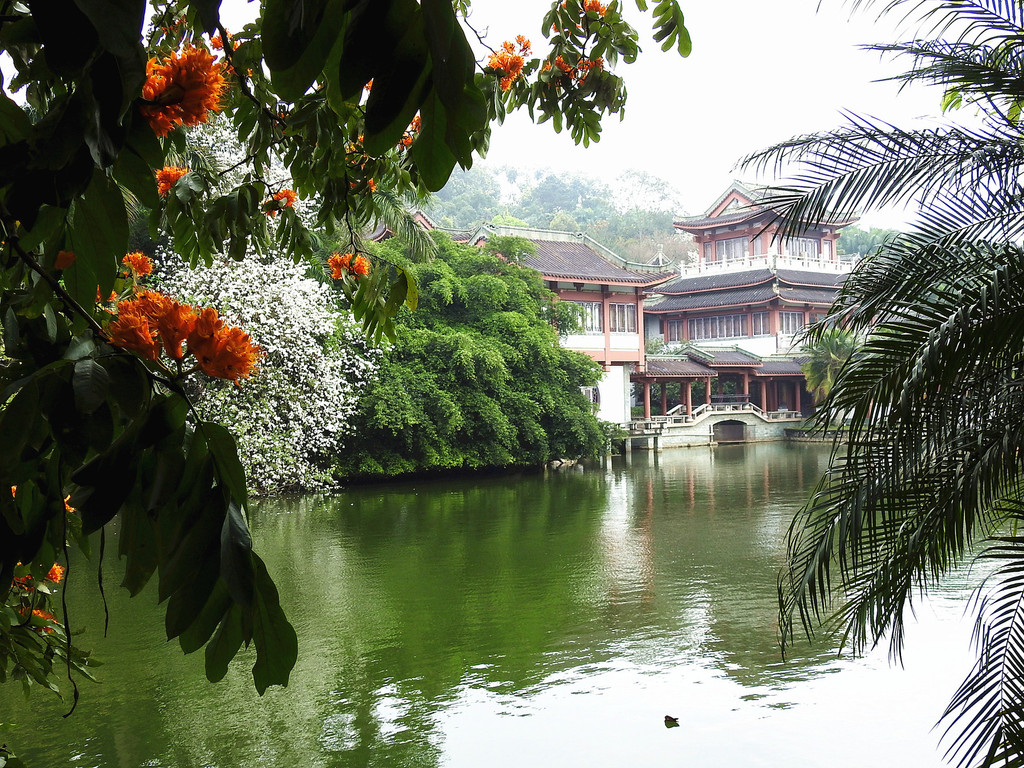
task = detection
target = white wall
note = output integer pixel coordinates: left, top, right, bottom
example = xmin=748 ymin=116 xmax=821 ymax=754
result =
xmin=596 ymin=365 xmax=630 ymax=424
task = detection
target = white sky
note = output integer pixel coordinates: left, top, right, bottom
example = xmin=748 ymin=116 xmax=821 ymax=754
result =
xmin=464 ymin=0 xmax=949 ymax=223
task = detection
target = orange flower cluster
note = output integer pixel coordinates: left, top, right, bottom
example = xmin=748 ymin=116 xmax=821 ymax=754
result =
xmin=156 ymin=166 xmax=189 ymax=196
xmin=547 ymin=55 xmax=604 ymax=85
xmin=106 ymin=291 xmax=260 ymax=382
xmin=328 ymin=252 xmax=371 ymax=280
xmin=210 ymin=32 xmax=238 ymax=52
xmin=488 ymin=37 xmax=531 ymax=91
xmin=583 ymin=0 xmax=607 ymax=14
xmin=265 ymin=189 xmax=298 ymax=217
xmin=11 ymin=562 xmax=65 ymax=590
xmin=123 ymin=251 xmax=153 ymax=276
xmin=400 ymin=115 xmax=422 ymax=148
xmin=140 ymin=46 xmax=227 ymax=137
xmin=55 ymin=250 xmax=76 ymax=270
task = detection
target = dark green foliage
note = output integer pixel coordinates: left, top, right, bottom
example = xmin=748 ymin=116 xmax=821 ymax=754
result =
xmin=337 ymin=235 xmax=605 ymax=478
xmin=741 ymin=2 xmax=1024 ymax=766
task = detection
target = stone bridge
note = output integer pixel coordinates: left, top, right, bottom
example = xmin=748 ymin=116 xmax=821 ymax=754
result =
xmin=625 ymin=403 xmax=805 ymax=451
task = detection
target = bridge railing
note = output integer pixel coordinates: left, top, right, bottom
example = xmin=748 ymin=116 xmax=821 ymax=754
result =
xmin=628 ymin=403 xmax=804 ymax=432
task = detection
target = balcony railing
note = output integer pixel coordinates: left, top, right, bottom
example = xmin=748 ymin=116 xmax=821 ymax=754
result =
xmin=679 ymin=253 xmax=855 ymax=278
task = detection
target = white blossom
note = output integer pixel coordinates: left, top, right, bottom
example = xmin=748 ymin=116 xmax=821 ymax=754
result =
xmin=159 ymin=252 xmax=379 ymax=494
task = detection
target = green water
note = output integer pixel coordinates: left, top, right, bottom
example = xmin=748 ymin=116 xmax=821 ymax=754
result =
xmin=1 ymin=444 xmax=978 ymax=767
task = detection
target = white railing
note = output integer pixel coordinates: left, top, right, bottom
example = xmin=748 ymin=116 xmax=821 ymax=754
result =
xmin=678 ymin=254 xmax=855 ymax=278
xmin=628 ymin=403 xmax=803 ymax=431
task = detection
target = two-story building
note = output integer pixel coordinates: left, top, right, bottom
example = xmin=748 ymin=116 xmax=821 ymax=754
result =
xmin=633 ymin=182 xmax=855 ymax=420
xmin=468 ymin=224 xmax=674 ymax=424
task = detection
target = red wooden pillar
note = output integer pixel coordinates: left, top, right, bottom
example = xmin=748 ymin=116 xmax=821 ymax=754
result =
xmin=685 ymin=380 xmax=692 ymax=416
xmin=760 ymin=379 xmax=767 ymax=411
xmin=794 ymin=380 xmax=802 ymax=414
xmin=705 ymin=377 xmax=712 ymax=405
xmin=742 ymin=371 xmax=750 ymax=397
xmin=643 ymin=381 xmax=651 ymax=419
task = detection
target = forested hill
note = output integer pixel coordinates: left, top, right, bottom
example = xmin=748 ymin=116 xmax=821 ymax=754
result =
xmin=424 ymin=165 xmax=695 ymax=264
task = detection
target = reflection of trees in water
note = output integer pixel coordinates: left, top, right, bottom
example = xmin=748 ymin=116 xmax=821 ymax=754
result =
xmin=2 ymin=445 xmax=849 ymax=767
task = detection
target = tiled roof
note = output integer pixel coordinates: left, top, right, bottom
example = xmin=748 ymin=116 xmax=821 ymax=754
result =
xmin=754 ymin=358 xmax=807 ymax=375
xmin=521 ymin=241 xmax=672 ymax=284
xmin=777 ymin=269 xmax=847 ymax=288
xmin=644 ymin=358 xmax=716 ymax=376
xmin=653 ymin=269 xmax=774 ymax=295
xmin=674 ymin=208 xmax=769 ymax=231
xmin=645 ymin=283 xmax=777 ymax=313
xmin=702 ymin=348 xmax=762 ymax=365
xmin=778 ymin=285 xmax=839 ymax=305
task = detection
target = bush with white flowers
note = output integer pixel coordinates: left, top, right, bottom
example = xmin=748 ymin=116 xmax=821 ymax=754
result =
xmin=159 ymin=252 xmax=379 ymax=494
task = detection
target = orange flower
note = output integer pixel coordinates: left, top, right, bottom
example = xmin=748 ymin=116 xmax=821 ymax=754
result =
xmin=488 ymin=38 xmax=531 ymax=91
xmin=185 ymin=307 xmax=260 ymax=383
xmin=583 ymin=0 xmax=606 ymax=15
xmin=156 ymin=166 xmax=189 ymax=196
xmin=55 ymin=250 xmax=76 ymax=270
xmin=328 ymin=252 xmax=352 ymax=280
xmin=265 ymin=189 xmax=297 ymax=217
xmin=140 ymin=46 xmax=227 ymax=137
xmin=122 ymin=251 xmax=154 ymax=276
xmin=153 ymin=299 xmax=198 ymax=360
xmin=400 ymin=114 xmax=422 ymax=148
xmin=351 ymin=255 xmax=371 ymax=277
xmin=368 ymin=179 xmax=376 ymax=193
xmin=107 ymin=303 xmax=161 ymax=360
xmin=47 ymin=564 xmax=64 ymax=583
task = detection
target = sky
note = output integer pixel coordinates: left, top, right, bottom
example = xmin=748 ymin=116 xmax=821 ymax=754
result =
xmin=462 ymin=0 xmax=951 ymax=223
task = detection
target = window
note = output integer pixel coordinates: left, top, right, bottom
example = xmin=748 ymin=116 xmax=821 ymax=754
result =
xmin=779 ymin=311 xmax=805 ymax=335
xmin=783 ymin=237 xmax=819 ymax=258
xmin=703 ymin=241 xmax=712 ymax=261
xmin=666 ymin=319 xmax=684 ymax=342
xmin=609 ymin=303 xmax=637 ymax=333
xmin=716 ymin=236 xmax=749 ymax=262
xmin=688 ymin=314 xmax=748 ymax=340
xmin=751 ymin=312 xmax=770 ymax=336
xmin=572 ymin=301 xmax=603 ymax=334
xmin=823 ymin=239 xmax=833 ymax=259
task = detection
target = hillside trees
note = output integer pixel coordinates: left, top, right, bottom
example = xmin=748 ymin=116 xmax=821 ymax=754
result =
xmin=0 ymin=0 xmax=691 ymax=740
xmin=337 ymin=234 xmax=606 ymax=479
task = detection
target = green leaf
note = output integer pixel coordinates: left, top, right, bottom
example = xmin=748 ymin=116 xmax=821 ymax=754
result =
xmin=251 ymin=555 xmax=298 ymax=694
xmin=263 ymin=0 xmax=349 ymax=101
xmin=204 ymin=603 xmax=245 ymax=683
xmin=410 ymin=90 xmax=457 ymax=191
xmin=178 ymin=580 xmax=231 ymax=654
xmin=68 ymin=167 xmax=128 ymax=302
xmin=219 ymin=500 xmax=254 ymax=609
xmin=0 ymin=381 xmax=39 ymax=466
xmin=361 ymin=6 xmax=433 ymax=155
xmin=202 ymin=421 xmax=249 ymax=511
xmin=118 ymin=497 xmax=158 ymax=596
xmin=72 ymin=358 xmax=110 ymax=414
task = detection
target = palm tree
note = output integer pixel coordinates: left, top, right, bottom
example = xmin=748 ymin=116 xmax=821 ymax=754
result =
xmin=740 ymin=3 xmax=1024 ymax=766
xmin=800 ymin=327 xmax=859 ymax=405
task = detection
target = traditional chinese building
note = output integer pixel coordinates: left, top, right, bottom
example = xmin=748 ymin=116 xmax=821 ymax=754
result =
xmin=633 ymin=182 xmax=855 ymax=421
xmin=469 ymin=224 xmax=674 ymax=424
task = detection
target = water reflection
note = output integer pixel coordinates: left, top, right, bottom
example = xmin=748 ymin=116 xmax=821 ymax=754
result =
xmin=0 ymin=444 xmax=974 ymax=768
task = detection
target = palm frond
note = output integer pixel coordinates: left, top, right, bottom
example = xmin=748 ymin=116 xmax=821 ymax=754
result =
xmin=941 ymin=533 xmax=1024 ymax=768
xmin=782 ymin=244 xmax=1024 ymax=659
xmin=368 ymin=188 xmax=438 ymax=263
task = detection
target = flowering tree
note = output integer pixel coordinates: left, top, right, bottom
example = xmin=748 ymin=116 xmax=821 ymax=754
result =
xmin=0 ymin=0 xmax=690 ymax=746
xmin=160 ymin=254 xmax=379 ymax=494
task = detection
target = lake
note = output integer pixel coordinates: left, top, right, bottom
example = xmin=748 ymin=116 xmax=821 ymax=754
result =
xmin=0 ymin=443 xmax=982 ymax=767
